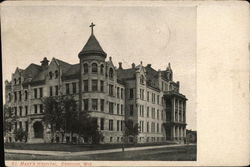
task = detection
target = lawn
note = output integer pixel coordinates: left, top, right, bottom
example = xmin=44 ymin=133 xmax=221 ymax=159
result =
xmin=4 ymin=142 xmax=175 ymax=152
xmin=5 ymin=145 xmax=196 ymax=161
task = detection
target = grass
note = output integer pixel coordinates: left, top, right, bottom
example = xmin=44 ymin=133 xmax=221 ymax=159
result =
xmin=5 ymin=145 xmax=196 ymax=161
xmin=4 ymin=142 xmax=175 ymax=152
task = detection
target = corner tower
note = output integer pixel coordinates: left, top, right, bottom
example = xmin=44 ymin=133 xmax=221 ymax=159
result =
xmin=78 ymin=23 xmax=107 ymax=113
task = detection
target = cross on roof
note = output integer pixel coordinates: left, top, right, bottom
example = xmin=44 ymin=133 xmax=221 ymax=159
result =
xmin=89 ymin=22 xmax=95 ymax=35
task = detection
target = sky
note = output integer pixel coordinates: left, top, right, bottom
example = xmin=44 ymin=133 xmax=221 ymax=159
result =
xmin=1 ymin=3 xmax=197 ymax=130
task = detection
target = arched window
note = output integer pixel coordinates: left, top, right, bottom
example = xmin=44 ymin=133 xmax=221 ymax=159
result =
xmin=140 ymin=75 xmax=145 ymax=84
xmin=109 ymin=68 xmax=114 ymax=79
xmin=55 ymin=70 xmax=59 ymax=79
xmin=83 ymin=63 xmax=88 ymax=74
xmin=49 ymin=71 xmax=53 ymax=80
xmin=92 ymin=63 xmax=97 ymax=73
xmin=100 ymin=64 xmax=104 ymax=75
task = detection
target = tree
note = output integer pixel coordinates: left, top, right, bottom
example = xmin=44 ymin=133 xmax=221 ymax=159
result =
xmin=124 ymin=119 xmax=140 ymax=144
xmin=13 ymin=128 xmax=27 ymax=142
xmin=3 ymin=105 xmax=16 ymax=137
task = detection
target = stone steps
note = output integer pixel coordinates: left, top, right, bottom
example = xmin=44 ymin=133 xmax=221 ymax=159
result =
xmin=28 ymin=138 xmax=44 ymax=143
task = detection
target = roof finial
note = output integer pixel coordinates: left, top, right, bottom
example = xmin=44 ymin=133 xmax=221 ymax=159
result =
xmin=89 ymin=22 xmax=95 ymax=35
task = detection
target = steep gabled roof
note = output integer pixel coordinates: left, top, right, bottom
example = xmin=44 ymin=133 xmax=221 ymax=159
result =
xmin=54 ymin=58 xmax=72 ymax=74
xmin=22 ymin=64 xmax=42 ymax=84
xmin=117 ymin=68 xmax=136 ymax=80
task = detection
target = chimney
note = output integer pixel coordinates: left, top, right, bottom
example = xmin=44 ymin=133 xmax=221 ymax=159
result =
xmin=118 ymin=62 xmax=123 ymax=69
xmin=40 ymin=57 xmax=49 ymax=70
xmin=147 ymin=64 xmax=151 ymax=68
xmin=132 ymin=63 xmax=135 ymax=69
xmin=109 ymin=56 xmax=112 ymax=61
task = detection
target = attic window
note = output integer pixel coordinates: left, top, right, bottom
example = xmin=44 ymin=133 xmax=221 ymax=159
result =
xmin=55 ymin=70 xmax=59 ymax=79
xmin=18 ymin=77 xmax=21 ymax=84
xmin=49 ymin=71 xmax=53 ymax=80
xmin=140 ymin=75 xmax=145 ymax=85
xmin=109 ymin=68 xmax=114 ymax=79
xmin=14 ymin=79 xmax=17 ymax=85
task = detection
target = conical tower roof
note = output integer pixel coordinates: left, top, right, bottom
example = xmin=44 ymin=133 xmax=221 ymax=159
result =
xmin=78 ymin=23 xmax=106 ymax=58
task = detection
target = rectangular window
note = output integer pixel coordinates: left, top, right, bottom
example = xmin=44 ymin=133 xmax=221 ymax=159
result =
xmin=129 ymin=88 xmax=134 ymax=99
xmin=152 ymin=108 xmax=155 ymax=119
xmin=109 ymin=102 xmax=114 ymax=114
xmin=25 ymin=121 xmax=28 ymax=132
xmin=109 ymin=84 xmax=114 ymax=96
xmin=117 ymin=120 xmax=120 ymax=131
xmin=151 ymin=122 xmax=155 ymax=133
xmin=34 ymin=89 xmax=37 ymax=99
xmin=121 ymin=104 xmax=124 ymax=115
xmin=100 ymin=118 xmax=104 ymax=130
xmin=55 ymin=85 xmax=59 ymax=96
xmin=130 ymin=105 xmax=133 ymax=116
xmin=83 ymin=80 xmax=88 ymax=92
xmin=66 ymin=83 xmax=70 ymax=94
xmin=157 ymin=123 xmax=159 ymax=133
xmin=72 ymin=83 xmax=76 ymax=94
xmin=100 ymin=99 xmax=104 ymax=112
xmin=157 ymin=95 xmax=159 ymax=104
xmin=19 ymin=91 xmax=22 ymax=101
xmin=34 ymin=105 xmax=38 ymax=114
xmin=14 ymin=92 xmax=17 ymax=101
xmin=121 ymin=88 xmax=124 ymax=99
xmin=121 ymin=121 xmax=123 ymax=131
xmin=19 ymin=106 xmax=22 ymax=117
xmin=117 ymin=104 xmax=120 ymax=115
xmin=25 ymin=106 xmax=28 ymax=116
xmin=92 ymin=99 xmax=98 ymax=111
xmin=147 ymin=92 xmax=149 ymax=102
xmin=157 ymin=110 xmax=159 ymax=119
xmin=109 ymin=120 xmax=113 ymax=131
xmin=161 ymin=110 xmax=163 ymax=120
xmin=147 ymin=107 xmax=149 ymax=117
xmin=39 ymin=88 xmax=43 ymax=98
xmin=14 ymin=107 xmax=17 ymax=116
xmin=100 ymin=80 xmax=104 ymax=92
xmin=147 ymin=122 xmax=149 ymax=132
xmin=50 ymin=86 xmax=53 ymax=96
xmin=117 ymin=87 xmax=120 ymax=98
xmin=92 ymin=80 xmax=98 ymax=91
xmin=25 ymin=90 xmax=28 ymax=100
xmin=40 ymin=104 xmax=43 ymax=113
xmin=19 ymin=121 xmax=22 ymax=129
xmin=83 ymin=99 xmax=89 ymax=111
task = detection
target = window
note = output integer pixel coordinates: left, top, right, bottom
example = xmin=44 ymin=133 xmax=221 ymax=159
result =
xmin=109 ymin=120 xmax=113 ymax=131
xmin=14 ymin=78 xmax=17 ymax=85
xmin=83 ymin=63 xmax=88 ymax=74
xmin=55 ymin=70 xmax=59 ymax=79
xmin=40 ymin=104 xmax=43 ymax=113
xmin=39 ymin=88 xmax=43 ymax=98
xmin=25 ymin=90 xmax=28 ymax=100
xmin=157 ymin=123 xmax=159 ymax=133
xmin=19 ymin=121 xmax=22 ymax=129
xmin=18 ymin=77 xmax=21 ymax=84
xmin=117 ymin=120 xmax=120 ymax=131
xmin=72 ymin=83 xmax=76 ymax=94
xmin=140 ymin=89 xmax=144 ymax=100
xmin=152 ymin=93 xmax=155 ymax=103
xmin=140 ymin=75 xmax=144 ymax=84
xmin=92 ymin=80 xmax=98 ymax=91
xmin=34 ymin=89 xmax=37 ymax=99
xmin=92 ymin=63 xmax=98 ymax=73
xmin=109 ymin=68 xmax=114 ymax=79
xmin=151 ymin=122 xmax=155 ymax=133
xmin=14 ymin=107 xmax=17 ymax=116
xmin=161 ymin=110 xmax=163 ymax=120
xmin=117 ymin=87 xmax=120 ymax=98
xmin=55 ymin=85 xmax=59 ymax=96
xmin=14 ymin=92 xmax=17 ymax=101
xmin=147 ymin=107 xmax=149 ymax=117
xmin=100 ymin=118 xmax=104 ymax=130
xmin=19 ymin=106 xmax=22 ymax=116
xmin=8 ymin=93 xmax=11 ymax=102
xmin=49 ymin=71 xmax=53 ymax=79
xmin=100 ymin=80 xmax=104 ymax=92
xmin=19 ymin=91 xmax=22 ymax=101
xmin=109 ymin=84 xmax=114 ymax=96
xmin=130 ymin=105 xmax=133 ymax=116
xmin=147 ymin=122 xmax=149 ymax=132
xmin=92 ymin=99 xmax=98 ymax=111
xmin=66 ymin=83 xmax=70 ymax=94
xmin=121 ymin=121 xmax=124 ymax=131
xmin=25 ymin=106 xmax=28 ymax=116
xmin=109 ymin=102 xmax=114 ymax=114
xmin=25 ymin=121 xmax=28 ymax=132
xmin=100 ymin=64 xmax=104 ymax=74
xmin=129 ymin=88 xmax=134 ymax=99
xmin=49 ymin=86 xmax=53 ymax=96
xmin=157 ymin=95 xmax=159 ymax=104
xmin=83 ymin=99 xmax=89 ymax=111
xmin=117 ymin=104 xmax=120 ymax=115
xmin=142 ymin=105 xmax=144 ymax=117
xmin=157 ymin=110 xmax=159 ymax=120
xmin=83 ymin=80 xmax=88 ymax=92
xmin=110 ymin=137 xmax=113 ymax=142
xmin=100 ymin=99 xmax=104 ymax=112
xmin=121 ymin=104 xmax=124 ymax=115
xmin=34 ymin=105 xmax=38 ymax=114
xmin=121 ymin=88 xmax=124 ymax=99
xmin=152 ymin=108 xmax=155 ymax=119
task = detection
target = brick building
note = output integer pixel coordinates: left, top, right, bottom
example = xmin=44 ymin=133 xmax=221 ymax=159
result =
xmin=4 ymin=24 xmax=187 ymax=144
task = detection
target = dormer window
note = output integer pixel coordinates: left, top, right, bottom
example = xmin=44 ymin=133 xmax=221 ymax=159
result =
xmin=14 ymin=79 xmax=17 ymax=85
xmin=109 ymin=68 xmax=114 ymax=79
xmin=140 ymin=75 xmax=145 ymax=85
xmin=92 ymin=63 xmax=97 ymax=73
xmin=49 ymin=71 xmax=53 ymax=80
xmin=83 ymin=63 xmax=88 ymax=74
xmin=55 ymin=70 xmax=59 ymax=79
xmin=18 ymin=77 xmax=21 ymax=84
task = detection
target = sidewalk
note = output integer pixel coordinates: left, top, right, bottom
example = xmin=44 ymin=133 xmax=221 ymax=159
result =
xmin=5 ymin=144 xmax=195 ymax=157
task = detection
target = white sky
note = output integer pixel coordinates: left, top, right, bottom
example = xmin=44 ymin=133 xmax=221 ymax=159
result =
xmin=1 ymin=4 xmax=196 ymax=130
